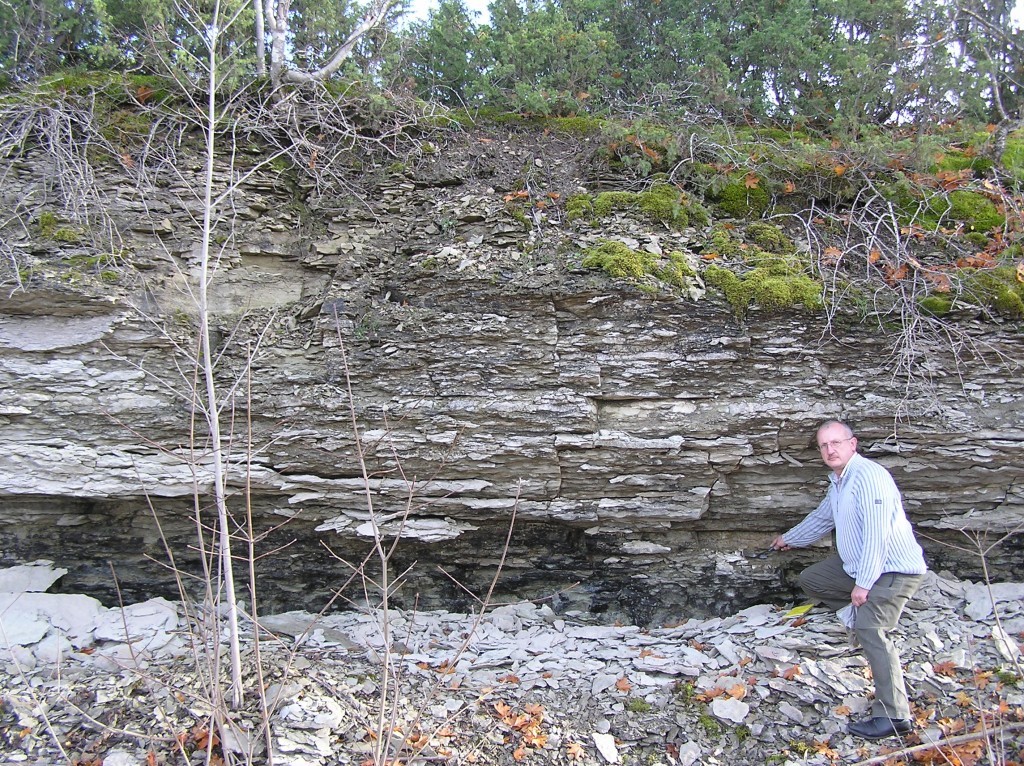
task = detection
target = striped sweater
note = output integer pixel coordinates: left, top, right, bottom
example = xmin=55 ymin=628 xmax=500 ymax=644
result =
xmin=784 ymin=452 xmax=927 ymax=590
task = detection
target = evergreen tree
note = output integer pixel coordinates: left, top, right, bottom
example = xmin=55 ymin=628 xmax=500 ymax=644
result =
xmin=952 ymin=0 xmax=1022 ymax=123
xmin=403 ymin=0 xmax=483 ymax=105
xmin=0 ymin=0 xmax=108 ymax=78
xmin=482 ymin=0 xmax=618 ymax=114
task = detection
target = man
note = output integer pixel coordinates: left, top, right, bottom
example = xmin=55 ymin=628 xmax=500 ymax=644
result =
xmin=771 ymin=419 xmax=927 ymax=740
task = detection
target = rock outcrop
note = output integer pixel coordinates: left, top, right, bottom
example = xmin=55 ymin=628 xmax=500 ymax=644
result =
xmin=1 ymin=125 xmax=1022 ymax=624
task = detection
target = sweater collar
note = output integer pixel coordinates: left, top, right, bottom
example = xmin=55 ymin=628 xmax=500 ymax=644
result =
xmin=831 ymin=451 xmax=863 ymax=484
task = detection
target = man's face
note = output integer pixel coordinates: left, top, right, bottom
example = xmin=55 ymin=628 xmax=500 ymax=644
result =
xmin=816 ymin=423 xmax=858 ymax=474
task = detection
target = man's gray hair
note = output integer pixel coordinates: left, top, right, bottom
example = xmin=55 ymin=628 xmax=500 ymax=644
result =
xmin=817 ymin=419 xmax=855 ymax=438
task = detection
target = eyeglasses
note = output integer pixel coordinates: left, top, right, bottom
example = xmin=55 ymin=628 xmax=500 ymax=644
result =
xmin=818 ymin=437 xmax=853 ymax=451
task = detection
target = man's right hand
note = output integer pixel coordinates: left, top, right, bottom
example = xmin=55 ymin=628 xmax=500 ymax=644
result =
xmin=770 ymin=535 xmax=790 ymax=550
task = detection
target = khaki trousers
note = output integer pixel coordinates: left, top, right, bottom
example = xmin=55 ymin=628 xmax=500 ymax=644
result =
xmin=798 ymin=554 xmax=923 ymax=719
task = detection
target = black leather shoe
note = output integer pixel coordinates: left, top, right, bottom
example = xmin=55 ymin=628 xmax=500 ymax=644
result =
xmin=848 ymin=716 xmax=913 ymax=739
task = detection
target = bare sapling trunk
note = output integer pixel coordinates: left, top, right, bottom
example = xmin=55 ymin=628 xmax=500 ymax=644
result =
xmin=196 ymin=0 xmax=245 ymax=711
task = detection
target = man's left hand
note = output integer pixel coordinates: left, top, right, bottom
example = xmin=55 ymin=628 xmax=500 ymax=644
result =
xmin=851 ymin=585 xmax=870 ymax=606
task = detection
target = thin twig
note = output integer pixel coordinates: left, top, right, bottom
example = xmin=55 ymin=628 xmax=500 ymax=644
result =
xmin=849 ymin=722 xmax=1024 ymax=765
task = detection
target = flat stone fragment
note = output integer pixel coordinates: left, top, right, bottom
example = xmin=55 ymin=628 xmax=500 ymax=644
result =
xmin=993 ymin=625 xmax=1022 ymax=662
xmin=0 ymin=592 xmax=102 ymax=647
xmin=93 ymin=597 xmax=180 ymax=645
xmin=755 ymin=645 xmax=796 ymax=663
xmin=710 ymin=697 xmax=750 ymax=723
xmin=592 ymin=731 xmax=619 ymax=763
xmin=675 ymin=741 xmax=702 ymax=766
xmin=0 ymin=561 xmax=68 ymax=592
xmin=754 ymin=626 xmax=791 ymax=639
xmin=592 ymin=674 xmax=619 ymax=695
xmin=99 ymin=749 xmax=144 ymax=766
xmin=778 ymin=701 xmax=805 ymax=724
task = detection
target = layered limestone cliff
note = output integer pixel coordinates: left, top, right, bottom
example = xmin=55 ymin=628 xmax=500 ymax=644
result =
xmin=1 ymin=125 xmax=1021 ymax=625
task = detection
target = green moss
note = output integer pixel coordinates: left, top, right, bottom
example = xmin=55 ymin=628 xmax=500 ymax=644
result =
xmin=38 ymin=71 xmax=120 ymax=96
xmin=637 ymin=186 xmax=677 ymax=221
xmin=418 ymin=109 xmax=476 ymax=129
xmin=100 ymin=108 xmax=157 ymax=145
xmin=919 ymin=295 xmax=953 ymax=317
xmin=879 ymin=179 xmax=918 ymax=220
xmin=711 ymin=177 xmax=771 ymax=219
xmin=637 ymin=183 xmax=708 ymax=228
xmin=705 ymin=264 xmax=742 ymax=305
xmin=66 ymin=254 xmax=104 ymax=268
xmin=753 ymin=127 xmax=810 ymax=143
xmin=549 ymin=115 xmax=606 ymax=136
xmin=582 ymin=240 xmax=656 ymax=280
xmin=508 ymin=207 xmax=529 ymax=227
xmin=38 ymin=211 xmax=83 ymax=243
xmin=702 ymin=226 xmax=745 ymax=259
xmin=705 ymin=262 xmax=822 ymax=317
xmin=38 ymin=211 xmax=60 ymax=238
xmin=571 ymin=183 xmax=707 ymax=229
xmin=961 ymin=266 xmax=1024 ymax=319
xmin=885 ymin=181 xmax=1005 ymax=237
xmin=1003 ymin=133 xmax=1024 ymax=183
xmin=592 ymin=190 xmax=635 ymax=218
xmin=992 ymin=288 xmax=1024 ymax=317
xmin=674 ymin=681 xmax=696 ymax=702
xmin=35 ymin=71 xmax=171 ymax=108
xmin=754 ymin=275 xmax=798 ymax=309
xmin=269 ymin=155 xmax=295 ymax=173
xmin=932 ymin=151 xmax=994 ymax=176
xmin=655 ymin=250 xmax=697 ymax=288
xmin=744 ymin=247 xmax=805 ymax=272
xmin=626 ymin=698 xmax=652 ymax=713
xmin=702 ymin=224 xmax=803 ymax=272
xmin=944 ymin=190 xmax=1005 ymax=233
xmin=746 ymin=222 xmax=795 ymax=254
xmin=698 ymin=711 xmax=722 ymax=737
xmin=126 ymin=74 xmax=171 ymax=102
xmin=473 ymin=108 xmax=532 ymax=126
xmin=789 ymin=740 xmax=814 ymax=756
xmin=566 ymin=194 xmax=594 ymax=221
xmin=582 ymin=240 xmax=699 ymax=294
xmin=996 ymin=669 xmax=1021 ymax=685
xmin=54 ymin=227 xmax=83 ymax=243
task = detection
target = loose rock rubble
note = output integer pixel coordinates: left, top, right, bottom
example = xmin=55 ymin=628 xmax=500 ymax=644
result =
xmin=1 ymin=562 xmax=1022 ymax=765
